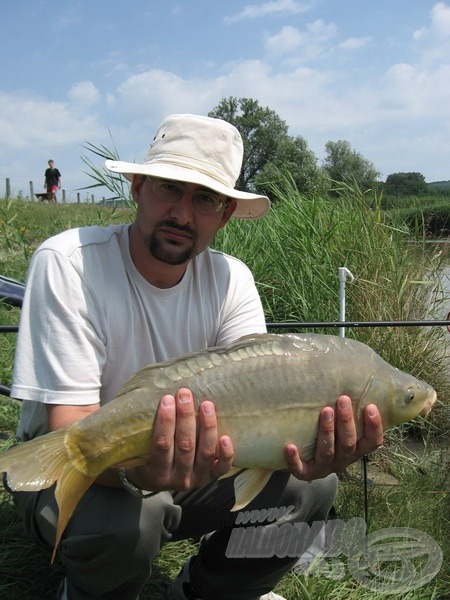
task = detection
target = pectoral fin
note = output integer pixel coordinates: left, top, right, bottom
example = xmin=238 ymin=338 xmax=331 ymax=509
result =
xmin=218 ymin=466 xmax=245 ymax=480
xmin=230 ymin=468 xmax=273 ymax=511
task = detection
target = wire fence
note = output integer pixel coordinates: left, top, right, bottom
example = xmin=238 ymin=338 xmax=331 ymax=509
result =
xmin=3 ymin=177 xmax=106 ymax=204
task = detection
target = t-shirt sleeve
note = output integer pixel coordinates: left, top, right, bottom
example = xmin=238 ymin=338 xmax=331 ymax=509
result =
xmin=11 ymin=247 xmax=105 ymax=405
xmin=214 ymin=258 xmax=267 ymax=347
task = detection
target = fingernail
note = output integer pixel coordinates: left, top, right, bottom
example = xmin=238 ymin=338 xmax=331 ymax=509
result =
xmin=338 ymin=397 xmax=351 ymax=409
xmin=323 ymin=409 xmax=333 ymax=421
xmin=162 ymin=395 xmax=175 ymax=408
xmin=178 ymin=392 xmax=191 ymax=404
xmin=368 ymin=405 xmax=378 ymax=417
xmin=202 ymin=401 xmax=214 ymax=415
xmin=287 ymin=445 xmax=296 ymax=457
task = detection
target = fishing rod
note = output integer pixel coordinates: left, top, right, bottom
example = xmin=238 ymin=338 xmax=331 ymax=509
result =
xmin=0 ymin=325 xmax=19 ymax=333
xmin=2 ymin=319 xmax=449 ymax=335
xmin=267 ymin=319 xmax=450 ymax=329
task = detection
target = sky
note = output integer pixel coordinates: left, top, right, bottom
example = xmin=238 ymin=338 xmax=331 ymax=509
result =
xmin=1 ymin=0 xmax=450 ymax=202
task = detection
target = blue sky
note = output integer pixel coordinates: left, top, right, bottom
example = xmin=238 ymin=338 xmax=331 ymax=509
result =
xmin=1 ymin=0 xmax=449 ymax=201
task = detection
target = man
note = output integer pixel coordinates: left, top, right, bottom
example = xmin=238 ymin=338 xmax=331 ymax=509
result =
xmin=10 ymin=114 xmax=383 ymax=600
xmin=44 ymin=159 xmax=61 ymax=202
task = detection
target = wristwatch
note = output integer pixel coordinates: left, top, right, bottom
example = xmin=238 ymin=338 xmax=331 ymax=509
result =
xmin=118 ymin=468 xmax=159 ymax=498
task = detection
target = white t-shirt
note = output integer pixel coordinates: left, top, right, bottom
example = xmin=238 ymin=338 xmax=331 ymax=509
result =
xmin=12 ymin=224 xmax=266 ymax=440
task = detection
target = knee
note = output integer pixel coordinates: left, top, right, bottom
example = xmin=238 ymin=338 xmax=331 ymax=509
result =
xmin=60 ymin=490 xmax=181 ymax=570
xmin=280 ymin=473 xmax=338 ymax=524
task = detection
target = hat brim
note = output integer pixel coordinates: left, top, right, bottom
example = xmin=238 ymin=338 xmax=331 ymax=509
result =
xmin=105 ymin=159 xmax=270 ymax=220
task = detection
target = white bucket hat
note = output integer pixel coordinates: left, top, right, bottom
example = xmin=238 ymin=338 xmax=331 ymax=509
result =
xmin=105 ymin=113 xmax=270 ymax=219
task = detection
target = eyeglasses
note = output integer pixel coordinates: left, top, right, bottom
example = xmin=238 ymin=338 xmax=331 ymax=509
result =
xmin=149 ymin=178 xmax=228 ymax=215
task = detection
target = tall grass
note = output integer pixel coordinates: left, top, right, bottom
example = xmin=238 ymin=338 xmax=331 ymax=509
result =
xmin=0 ymin=181 xmax=448 ymax=598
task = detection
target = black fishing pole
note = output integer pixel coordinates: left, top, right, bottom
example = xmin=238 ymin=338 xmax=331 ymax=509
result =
xmin=2 ymin=319 xmax=449 ymax=335
xmin=267 ymin=319 xmax=450 ymax=329
xmin=0 ymin=325 xmax=19 ymax=333
xmin=267 ymin=318 xmax=450 ymax=329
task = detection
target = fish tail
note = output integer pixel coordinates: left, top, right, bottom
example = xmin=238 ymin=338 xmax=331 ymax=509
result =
xmin=0 ymin=429 xmax=68 ymax=491
xmin=0 ymin=430 xmax=95 ymax=561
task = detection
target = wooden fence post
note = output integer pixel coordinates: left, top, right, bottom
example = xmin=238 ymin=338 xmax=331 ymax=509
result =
xmin=29 ymin=181 xmax=34 ymax=201
xmin=6 ymin=178 xmax=11 ymax=199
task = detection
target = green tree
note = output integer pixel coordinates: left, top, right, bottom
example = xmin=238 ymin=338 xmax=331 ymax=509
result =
xmin=209 ymin=97 xmax=288 ymax=191
xmin=323 ymin=140 xmax=380 ymax=193
xmin=255 ymin=135 xmax=328 ymax=196
xmin=384 ymin=172 xmax=428 ymax=196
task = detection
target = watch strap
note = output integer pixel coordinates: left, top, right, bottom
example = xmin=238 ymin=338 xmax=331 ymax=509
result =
xmin=118 ymin=467 xmax=159 ymax=499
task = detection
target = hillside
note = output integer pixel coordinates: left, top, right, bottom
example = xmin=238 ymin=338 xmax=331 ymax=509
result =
xmin=428 ymin=180 xmax=450 ymax=190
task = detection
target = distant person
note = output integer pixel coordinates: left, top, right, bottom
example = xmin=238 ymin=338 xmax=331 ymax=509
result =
xmin=44 ymin=159 xmax=61 ymax=203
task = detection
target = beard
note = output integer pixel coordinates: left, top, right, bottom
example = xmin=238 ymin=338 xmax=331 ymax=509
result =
xmin=146 ymin=220 xmax=198 ymax=265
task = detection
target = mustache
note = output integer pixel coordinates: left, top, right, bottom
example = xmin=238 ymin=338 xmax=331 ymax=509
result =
xmin=156 ymin=219 xmax=197 ymax=238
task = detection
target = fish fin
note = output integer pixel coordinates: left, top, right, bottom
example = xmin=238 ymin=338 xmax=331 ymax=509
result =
xmin=231 ymin=468 xmax=273 ymax=511
xmin=218 ymin=466 xmax=245 ymax=480
xmin=53 ymin=465 xmax=95 ymax=563
xmin=298 ymin=441 xmax=316 ymax=463
xmin=0 ymin=431 xmax=96 ymax=562
xmin=0 ymin=429 xmax=68 ymax=491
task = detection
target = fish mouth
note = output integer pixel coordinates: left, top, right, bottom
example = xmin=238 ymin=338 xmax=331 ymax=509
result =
xmin=419 ymin=389 xmax=437 ymax=417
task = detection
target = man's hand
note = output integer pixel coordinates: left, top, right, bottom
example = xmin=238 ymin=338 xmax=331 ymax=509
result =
xmin=126 ymin=388 xmax=234 ymax=492
xmin=284 ymin=395 xmax=383 ymax=481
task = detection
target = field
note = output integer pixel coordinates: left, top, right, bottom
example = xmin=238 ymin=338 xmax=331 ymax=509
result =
xmin=0 ymin=192 xmax=449 ymax=599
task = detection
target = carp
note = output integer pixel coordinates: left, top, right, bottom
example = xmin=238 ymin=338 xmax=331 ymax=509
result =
xmin=0 ymin=333 xmax=436 ymax=557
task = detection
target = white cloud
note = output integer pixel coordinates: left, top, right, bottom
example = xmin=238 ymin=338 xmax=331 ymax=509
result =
xmin=115 ymin=70 xmax=219 ymax=123
xmin=0 ymin=91 xmax=102 ymax=150
xmin=383 ymin=62 xmax=450 ymax=117
xmin=339 ymin=36 xmax=372 ymax=51
xmin=264 ymin=19 xmax=338 ymax=60
xmin=224 ymin=0 xmax=312 ymax=24
xmin=265 ymin=25 xmax=304 ymax=55
xmin=413 ymin=1 xmax=450 ymax=65
xmin=68 ymin=81 xmax=101 ymax=109
xmin=414 ymin=1 xmax=450 ymax=40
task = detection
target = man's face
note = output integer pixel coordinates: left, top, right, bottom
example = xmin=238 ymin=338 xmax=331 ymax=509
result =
xmin=131 ymin=176 xmax=236 ymax=266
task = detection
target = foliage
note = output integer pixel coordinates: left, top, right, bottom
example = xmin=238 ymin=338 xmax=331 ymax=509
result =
xmin=323 ymin=140 xmax=380 ymax=194
xmin=384 ymin=172 xmax=428 ymax=196
xmin=209 ymin=96 xmax=289 ymax=192
xmin=428 ymin=180 xmax=450 ymax=192
xmin=385 ymin=195 xmax=450 ymax=237
xmin=210 ymin=97 xmax=386 ymax=200
xmin=80 ymin=137 xmax=133 ymax=206
xmin=255 ymin=135 xmax=328 ymax=197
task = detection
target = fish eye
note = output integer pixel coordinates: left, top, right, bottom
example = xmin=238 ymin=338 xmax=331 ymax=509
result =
xmin=405 ymin=389 xmax=415 ymax=404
